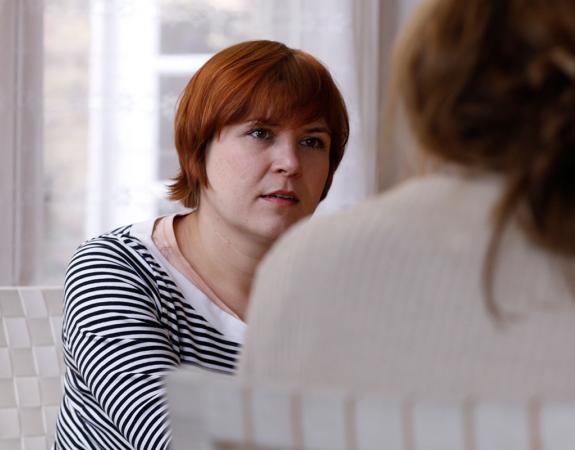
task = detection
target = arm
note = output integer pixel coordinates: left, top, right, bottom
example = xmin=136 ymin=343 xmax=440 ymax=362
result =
xmin=63 ymin=236 xmax=177 ymax=449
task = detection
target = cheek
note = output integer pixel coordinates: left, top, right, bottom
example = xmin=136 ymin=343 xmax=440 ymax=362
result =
xmin=309 ymin=157 xmax=331 ymax=195
xmin=205 ymin=152 xmax=261 ymax=198
xmin=210 ymin=144 xmax=260 ymax=176
xmin=234 ymin=158 xmax=262 ymax=181
xmin=206 ymin=151 xmax=240 ymax=185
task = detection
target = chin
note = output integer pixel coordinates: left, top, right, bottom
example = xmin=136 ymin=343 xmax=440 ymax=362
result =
xmin=259 ymin=219 xmax=300 ymax=242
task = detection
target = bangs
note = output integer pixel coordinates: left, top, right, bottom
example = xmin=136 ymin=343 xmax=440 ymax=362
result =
xmin=246 ymin=64 xmax=328 ymax=126
xmin=217 ymin=53 xmax=337 ymax=130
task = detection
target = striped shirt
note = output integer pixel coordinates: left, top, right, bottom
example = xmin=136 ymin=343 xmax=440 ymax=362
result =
xmin=54 ymin=218 xmax=245 ymax=449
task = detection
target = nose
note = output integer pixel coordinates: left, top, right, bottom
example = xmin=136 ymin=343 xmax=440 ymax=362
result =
xmin=271 ymin=138 xmax=301 ymax=177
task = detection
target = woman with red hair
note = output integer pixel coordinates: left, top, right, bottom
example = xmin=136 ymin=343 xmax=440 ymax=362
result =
xmin=54 ymin=40 xmax=349 ymax=449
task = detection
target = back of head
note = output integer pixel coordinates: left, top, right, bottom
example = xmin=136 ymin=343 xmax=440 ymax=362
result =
xmin=394 ymin=0 xmax=575 ymax=257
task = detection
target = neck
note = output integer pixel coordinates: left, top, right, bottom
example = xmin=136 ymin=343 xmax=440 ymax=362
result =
xmin=175 ymin=210 xmax=273 ymax=320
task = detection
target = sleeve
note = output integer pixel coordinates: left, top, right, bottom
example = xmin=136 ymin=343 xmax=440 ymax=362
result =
xmin=62 ymin=236 xmax=178 ymax=449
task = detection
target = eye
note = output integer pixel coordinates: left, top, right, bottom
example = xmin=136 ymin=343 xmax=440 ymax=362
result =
xmin=301 ymin=137 xmax=326 ymax=150
xmin=248 ymin=128 xmax=273 ymax=140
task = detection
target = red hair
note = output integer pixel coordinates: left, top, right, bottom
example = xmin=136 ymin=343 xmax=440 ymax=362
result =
xmin=169 ymin=40 xmax=349 ymax=208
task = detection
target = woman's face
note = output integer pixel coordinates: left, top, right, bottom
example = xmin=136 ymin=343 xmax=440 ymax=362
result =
xmin=199 ymin=119 xmax=331 ymax=243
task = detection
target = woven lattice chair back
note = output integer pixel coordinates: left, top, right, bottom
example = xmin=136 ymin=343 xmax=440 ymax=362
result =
xmin=0 ymin=287 xmax=64 ymax=450
xmin=167 ymin=368 xmax=575 ymax=450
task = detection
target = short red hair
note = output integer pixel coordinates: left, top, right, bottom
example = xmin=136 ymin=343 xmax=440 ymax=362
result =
xmin=169 ymin=40 xmax=349 ymax=208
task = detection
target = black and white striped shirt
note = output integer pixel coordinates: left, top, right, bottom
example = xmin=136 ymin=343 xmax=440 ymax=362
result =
xmin=54 ymin=219 xmax=245 ymax=449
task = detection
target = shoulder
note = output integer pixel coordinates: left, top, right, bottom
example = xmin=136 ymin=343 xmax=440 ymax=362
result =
xmin=61 ymin=222 xmax=179 ymax=338
xmin=68 ymin=222 xmax=156 ymax=272
xmin=256 ymin=173 xmax=501 ymax=285
xmin=64 ymin=222 xmax=165 ymax=307
xmin=266 ymin=176 xmax=455 ymax=253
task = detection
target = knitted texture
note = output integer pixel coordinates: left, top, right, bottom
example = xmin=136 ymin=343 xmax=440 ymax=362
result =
xmin=240 ymin=173 xmax=575 ymax=401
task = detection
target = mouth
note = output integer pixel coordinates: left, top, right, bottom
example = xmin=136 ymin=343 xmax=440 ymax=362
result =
xmin=260 ymin=190 xmax=300 ymax=205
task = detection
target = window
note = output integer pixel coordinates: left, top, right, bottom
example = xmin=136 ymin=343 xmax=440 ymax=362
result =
xmin=4 ymin=0 xmax=396 ymax=285
xmin=42 ymin=0 xmax=261 ymax=284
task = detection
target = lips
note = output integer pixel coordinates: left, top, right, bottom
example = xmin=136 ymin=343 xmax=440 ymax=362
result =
xmin=260 ymin=190 xmax=300 ymax=203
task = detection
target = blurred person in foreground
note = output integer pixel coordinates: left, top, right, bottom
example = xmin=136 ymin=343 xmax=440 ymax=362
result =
xmin=239 ymin=0 xmax=575 ymax=399
xmin=54 ymin=40 xmax=349 ymax=449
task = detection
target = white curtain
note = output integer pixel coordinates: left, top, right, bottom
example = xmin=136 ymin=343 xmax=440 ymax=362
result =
xmin=86 ymin=0 xmax=160 ymax=237
xmin=0 ymin=0 xmax=43 ymax=284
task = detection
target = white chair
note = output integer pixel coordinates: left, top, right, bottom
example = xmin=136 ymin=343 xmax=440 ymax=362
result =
xmin=0 ymin=286 xmax=65 ymax=450
xmin=167 ymin=367 xmax=575 ymax=450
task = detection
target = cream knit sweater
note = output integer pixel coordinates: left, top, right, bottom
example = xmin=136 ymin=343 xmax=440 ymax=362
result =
xmin=239 ymin=173 xmax=575 ymax=401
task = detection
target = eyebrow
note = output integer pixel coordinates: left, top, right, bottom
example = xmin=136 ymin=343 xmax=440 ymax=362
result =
xmin=249 ymin=120 xmax=278 ymax=128
xmin=303 ymin=126 xmax=330 ymax=134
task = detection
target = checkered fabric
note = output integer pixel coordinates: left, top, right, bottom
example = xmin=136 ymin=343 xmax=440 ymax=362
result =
xmin=0 ymin=287 xmax=64 ymax=450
